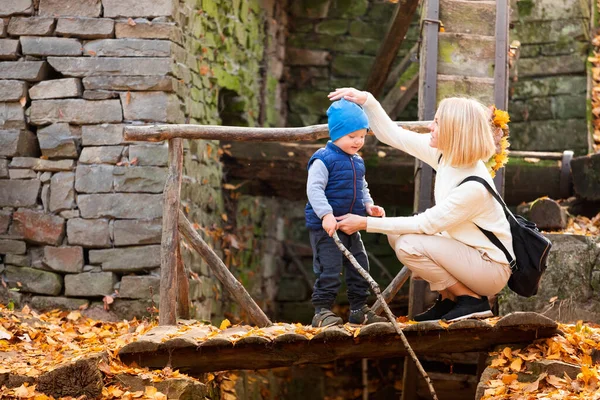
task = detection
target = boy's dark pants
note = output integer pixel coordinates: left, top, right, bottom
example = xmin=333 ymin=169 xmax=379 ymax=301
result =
xmin=309 ymin=229 xmax=371 ymax=311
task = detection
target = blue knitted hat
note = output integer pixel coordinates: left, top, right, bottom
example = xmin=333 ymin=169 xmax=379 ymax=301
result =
xmin=327 ymin=99 xmax=369 ymax=142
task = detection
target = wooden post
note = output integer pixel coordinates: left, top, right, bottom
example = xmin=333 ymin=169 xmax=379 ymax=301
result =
xmin=365 ymin=0 xmax=422 ymax=98
xmin=178 ymin=210 xmax=272 ymax=327
xmin=159 ymin=138 xmax=184 ymax=326
xmin=176 ymin=235 xmax=190 ymax=319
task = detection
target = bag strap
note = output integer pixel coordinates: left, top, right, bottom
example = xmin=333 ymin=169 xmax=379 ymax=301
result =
xmin=459 ymin=176 xmax=517 ymax=271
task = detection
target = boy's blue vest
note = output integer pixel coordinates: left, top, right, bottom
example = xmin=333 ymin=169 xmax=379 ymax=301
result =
xmin=305 ymin=141 xmax=367 ymax=230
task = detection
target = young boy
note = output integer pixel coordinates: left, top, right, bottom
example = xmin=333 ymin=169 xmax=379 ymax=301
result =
xmin=305 ymin=99 xmax=387 ymax=327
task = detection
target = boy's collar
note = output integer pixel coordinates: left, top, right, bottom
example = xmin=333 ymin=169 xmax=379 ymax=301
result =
xmin=326 ymin=140 xmax=355 ymax=156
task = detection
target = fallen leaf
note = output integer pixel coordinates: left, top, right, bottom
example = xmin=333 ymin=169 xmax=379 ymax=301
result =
xmin=219 ymin=319 xmax=231 ymax=330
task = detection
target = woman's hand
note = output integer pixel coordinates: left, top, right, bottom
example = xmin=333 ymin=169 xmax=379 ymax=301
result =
xmin=328 ymin=88 xmax=368 ymax=105
xmin=336 ymin=214 xmax=367 ymax=234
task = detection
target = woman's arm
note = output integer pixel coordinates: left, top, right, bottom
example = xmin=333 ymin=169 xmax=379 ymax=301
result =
xmin=362 ymin=93 xmax=440 ymax=168
xmin=365 ymin=182 xmax=487 ymax=235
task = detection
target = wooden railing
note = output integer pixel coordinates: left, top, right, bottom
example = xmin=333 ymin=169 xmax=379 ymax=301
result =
xmin=123 ymin=121 xmax=430 ymax=326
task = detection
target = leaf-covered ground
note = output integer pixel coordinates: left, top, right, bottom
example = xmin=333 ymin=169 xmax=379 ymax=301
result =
xmin=2 ymin=304 xmax=600 ymax=399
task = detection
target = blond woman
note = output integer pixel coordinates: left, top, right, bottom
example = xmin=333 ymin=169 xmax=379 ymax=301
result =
xmin=328 ymin=88 xmax=514 ymax=322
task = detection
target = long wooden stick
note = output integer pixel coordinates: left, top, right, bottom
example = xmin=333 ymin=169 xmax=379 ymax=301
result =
xmin=123 ymin=121 xmax=431 ymax=142
xmin=159 ymin=138 xmax=183 ymax=326
xmin=178 ymin=210 xmax=272 ymax=328
xmin=176 ymin=235 xmax=190 ymax=319
xmin=371 ymin=266 xmax=411 ymax=316
xmin=332 ymin=232 xmax=438 ymax=400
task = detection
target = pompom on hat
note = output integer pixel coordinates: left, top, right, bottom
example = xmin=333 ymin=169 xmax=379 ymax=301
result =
xmin=326 ymin=98 xmax=369 ymax=142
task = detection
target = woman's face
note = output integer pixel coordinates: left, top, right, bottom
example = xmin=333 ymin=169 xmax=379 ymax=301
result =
xmin=429 ymin=116 xmax=439 ymax=148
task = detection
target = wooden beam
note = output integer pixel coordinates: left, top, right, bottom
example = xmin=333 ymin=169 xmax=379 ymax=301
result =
xmin=159 ymin=138 xmax=183 ymax=326
xmin=176 ymin=236 xmax=190 ymax=319
xmin=371 ymin=266 xmax=411 ymax=315
xmin=365 ymin=0 xmax=422 ymax=98
xmin=123 ymin=121 xmax=431 ymax=142
xmin=178 ymin=210 xmax=272 ymax=328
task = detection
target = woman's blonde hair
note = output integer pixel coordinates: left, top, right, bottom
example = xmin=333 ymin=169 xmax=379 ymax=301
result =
xmin=436 ymin=97 xmax=495 ymax=168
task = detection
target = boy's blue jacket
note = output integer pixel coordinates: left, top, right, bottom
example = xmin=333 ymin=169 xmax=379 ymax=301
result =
xmin=305 ymin=141 xmax=367 ymax=229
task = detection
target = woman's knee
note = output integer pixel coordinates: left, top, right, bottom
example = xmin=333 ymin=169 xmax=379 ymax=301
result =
xmin=394 ymin=234 xmax=425 ymax=258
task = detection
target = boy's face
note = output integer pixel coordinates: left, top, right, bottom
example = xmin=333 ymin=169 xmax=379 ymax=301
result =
xmin=334 ymin=128 xmax=367 ymax=155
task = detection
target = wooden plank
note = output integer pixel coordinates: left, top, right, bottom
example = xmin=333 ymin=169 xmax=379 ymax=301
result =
xmin=177 ymin=210 xmax=272 ymax=328
xmin=123 ymin=121 xmax=431 ymax=142
xmin=159 ymin=138 xmax=183 ymax=326
xmin=365 ymin=0 xmax=422 ymax=98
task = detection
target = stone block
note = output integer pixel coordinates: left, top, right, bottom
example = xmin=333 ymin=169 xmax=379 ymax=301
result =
xmin=120 ymin=92 xmax=182 ymax=122
xmin=328 ymin=0 xmax=367 ymax=17
xmin=29 ymin=99 xmax=123 ymax=125
xmin=89 ymin=245 xmax=160 ymax=272
xmin=0 ymin=129 xmax=38 ymax=157
xmin=512 ymin=0 xmax=584 ymax=22
xmin=82 ymin=75 xmax=173 ymax=91
xmin=43 ymin=245 xmax=83 ymax=274
xmin=512 ymin=20 xmax=585 ymax=45
xmin=571 ymin=153 xmax=600 ymax=201
xmin=82 ymin=90 xmax=118 ymax=100
xmin=290 ymin=0 xmax=330 ymax=18
xmin=9 ymin=169 xmax=36 ymax=179
xmin=286 ymin=48 xmax=330 ymax=66
xmin=0 ymin=61 xmax=49 ymax=81
xmin=66 ymin=218 xmax=110 ymax=247
xmin=0 ymin=210 xmax=10 ymax=234
xmin=348 ymin=20 xmax=387 ymax=40
xmin=0 ymin=102 xmax=25 ymax=129
xmin=288 ymin=90 xmax=332 ymax=116
xmin=29 ymin=78 xmax=82 ymax=100
xmin=103 ymin=0 xmax=175 ymax=18
xmin=10 ymin=208 xmax=65 ymax=246
xmin=0 ymin=159 xmax=7 ymax=178
xmin=0 ymin=239 xmax=26 ymax=254
xmin=508 ymin=97 xmax=553 ymax=122
xmin=0 ymin=0 xmax=33 ymax=16
xmin=84 ymin=39 xmax=170 ymax=57
xmin=48 ymin=56 xmax=171 ymax=77
xmin=511 ymin=76 xmax=587 ymax=100
xmin=37 ymin=124 xmax=78 ymax=159
xmin=75 ymin=164 xmax=114 ymax=193
xmin=7 ymin=17 xmax=55 ymax=36
xmin=30 ymin=296 xmax=89 ymax=311
xmin=64 ymin=271 xmax=116 ymax=296
xmin=39 ymin=0 xmax=101 ymax=17
xmin=10 ymin=157 xmax=75 ymax=171
xmin=49 ymin=171 xmax=75 ymax=212
xmin=529 ymin=198 xmax=567 ymax=230
xmin=0 ymin=19 xmax=4 ymax=37
xmin=20 ymin=37 xmax=82 ymax=57
xmin=119 ymin=275 xmax=160 ymax=298
xmin=78 ymin=193 xmax=162 ymax=219
xmin=0 ymin=179 xmax=40 ymax=207
xmin=113 ymin=166 xmax=167 ymax=193
xmin=113 ymin=219 xmax=161 ymax=246
xmin=115 ymin=19 xmax=176 ymax=39
xmin=438 ymin=33 xmax=495 ymax=78
xmin=3 ymin=265 xmax=62 ymax=295
xmin=56 ymin=18 xmax=114 ymax=39
xmin=518 ymin=54 xmax=585 ymax=78
xmin=81 ymin=124 xmax=123 ymax=146
xmin=0 ymin=39 xmax=20 ymax=60
xmin=509 ymin=119 xmax=588 ymax=153
xmin=59 ymin=210 xmax=79 ymax=219
xmin=79 ymin=146 xmax=123 ymax=164
xmin=128 ymin=144 xmax=168 ymax=166
xmin=5 ymin=253 xmax=30 ymax=267
xmin=552 ymin=95 xmax=586 ymax=120
xmin=332 ymin=54 xmax=374 ymax=77
xmin=0 ymin=80 xmax=27 ymax=102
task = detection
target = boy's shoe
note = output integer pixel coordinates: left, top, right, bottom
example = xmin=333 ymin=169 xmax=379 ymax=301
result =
xmin=413 ymin=296 xmax=456 ymax=322
xmin=349 ymin=305 xmax=388 ymax=325
xmin=312 ymin=309 xmax=343 ymax=327
xmin=440 ymin=296 xmax=493 ymax=322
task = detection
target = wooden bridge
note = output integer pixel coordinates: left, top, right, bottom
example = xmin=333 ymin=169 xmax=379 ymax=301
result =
xmin=118 ymin=312 xmax=557 ymax=375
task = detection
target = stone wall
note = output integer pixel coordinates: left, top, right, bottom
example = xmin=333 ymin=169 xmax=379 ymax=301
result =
xmin=508 ymin=0 xmax=591 ymax=154
xmin=285 ymin=0 xmax=420 ymax=126
xmin=0 ymin=0 xmax=287 ymax=322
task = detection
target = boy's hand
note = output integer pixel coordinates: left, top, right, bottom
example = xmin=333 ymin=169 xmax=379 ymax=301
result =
xmin=322 ymin=214 xmax=337 ymax=237
xmin=366 ymin=204 xmax=385 ymax=217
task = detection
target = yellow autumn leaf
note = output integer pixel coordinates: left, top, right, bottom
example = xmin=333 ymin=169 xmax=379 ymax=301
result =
xmin=502 ymin=347 xmax=513 ymax=359
xmin=509 ymin=357 xmax=522 ymax=372
xmin=502 ymin=373 xmax=518 ymax=384
xmin=219 ymin=319 xmax=231 ymax=330
xmin=438 ymin=320 xmax=450 ymax=329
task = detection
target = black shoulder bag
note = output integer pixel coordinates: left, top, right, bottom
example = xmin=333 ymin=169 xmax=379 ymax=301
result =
xmin=459 ymin=176 xmax=552 ymax=297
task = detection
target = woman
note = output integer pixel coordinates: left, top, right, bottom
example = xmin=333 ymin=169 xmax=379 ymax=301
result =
xmin=328 ymin=88 xmax=513 ymax=322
